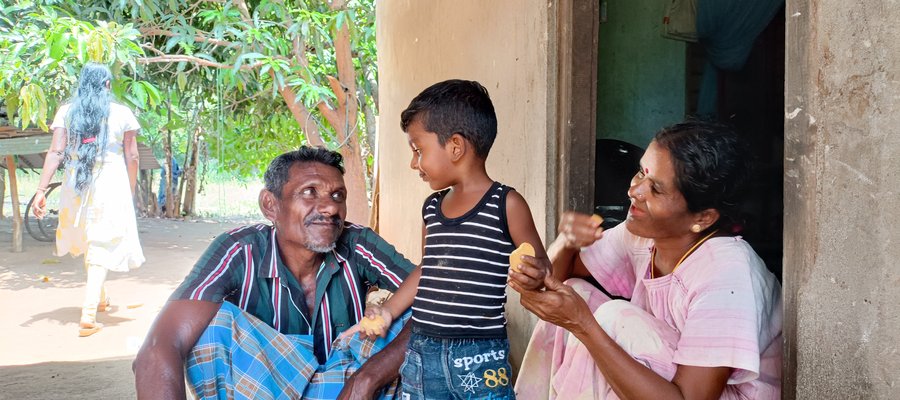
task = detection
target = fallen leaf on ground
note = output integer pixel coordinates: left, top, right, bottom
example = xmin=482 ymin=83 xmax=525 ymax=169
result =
xmin=39 ymin=275 xmax=51 ymax=282
xmin=41 ymin=258 xmax=61 ymax=264
xmin=127 ymin=303 xmax=143 ymax=309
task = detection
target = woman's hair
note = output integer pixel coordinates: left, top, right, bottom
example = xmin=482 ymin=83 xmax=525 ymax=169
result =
xmin=64 ymin=63 xmax=113 ymax=194
xmin=653 ymin=120 xmax=752 ymax=232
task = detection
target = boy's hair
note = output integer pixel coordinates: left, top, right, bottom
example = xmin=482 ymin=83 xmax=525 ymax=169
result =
xmin=264 ymin=146 xmax=344 ymax=198
xmin=400 ymin=79 xmax=497 ymax=159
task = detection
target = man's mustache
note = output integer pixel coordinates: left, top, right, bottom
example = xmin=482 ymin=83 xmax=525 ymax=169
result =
xmin=304 ymin=213 xmax=342 ymax=226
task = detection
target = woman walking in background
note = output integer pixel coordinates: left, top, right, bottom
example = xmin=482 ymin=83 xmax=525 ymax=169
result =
xmin=32 ymin=63 xmax=145 ymax=337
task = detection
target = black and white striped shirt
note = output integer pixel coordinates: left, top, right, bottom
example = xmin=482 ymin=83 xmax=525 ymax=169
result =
xmin=411 ymin=182 xmax=516 ymax=339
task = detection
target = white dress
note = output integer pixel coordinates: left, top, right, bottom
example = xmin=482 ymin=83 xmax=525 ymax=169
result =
xmin=50 ymin=103 xmax=145 ymax=272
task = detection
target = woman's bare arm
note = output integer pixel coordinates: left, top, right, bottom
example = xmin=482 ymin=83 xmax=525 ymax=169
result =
xmin=122 ymin=129 xmax=140 ymax=195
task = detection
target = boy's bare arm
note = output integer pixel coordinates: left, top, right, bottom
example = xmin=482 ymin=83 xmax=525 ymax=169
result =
xmin=381 ymin=266 xmax=421 ymax=319
xmin=505 ymin=190 xmax=551 ymax=290
xmin=380 ymin=222 xmax=426 ymax=319
xmin=346 ymin=225 xmax=424 ymax=340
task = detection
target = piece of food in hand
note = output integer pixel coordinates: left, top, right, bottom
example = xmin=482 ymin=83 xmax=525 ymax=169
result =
xmin=509 ymin=242 xmax=536 ymax=271
xmin=360 ymin=315 xmax=386 ymax=334
xmin=590 ymin=214 xmax=604 ymax=225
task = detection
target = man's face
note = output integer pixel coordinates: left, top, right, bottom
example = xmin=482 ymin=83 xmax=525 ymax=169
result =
xmin=271 ymin=162 xmax=347 ymax=253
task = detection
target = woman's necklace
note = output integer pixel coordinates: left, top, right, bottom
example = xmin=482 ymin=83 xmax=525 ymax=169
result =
xmin=650 ymin=229 xmax=720 ymax=279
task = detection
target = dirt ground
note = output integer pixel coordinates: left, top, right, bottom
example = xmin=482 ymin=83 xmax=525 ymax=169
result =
xmin=0 ymin=216 xmax=261 ymax=399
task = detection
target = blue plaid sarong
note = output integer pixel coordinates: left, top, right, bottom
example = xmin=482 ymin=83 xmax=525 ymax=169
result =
xmin=186 ymin=302 xmax=410 ymax=400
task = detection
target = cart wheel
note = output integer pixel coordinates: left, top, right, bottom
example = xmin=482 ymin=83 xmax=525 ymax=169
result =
xmin=25 ymin=182 xmax=61 ymax=242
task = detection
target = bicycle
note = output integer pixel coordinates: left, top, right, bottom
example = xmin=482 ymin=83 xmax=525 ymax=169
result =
xmin=24 ymin=181 xmax=61 ymax=242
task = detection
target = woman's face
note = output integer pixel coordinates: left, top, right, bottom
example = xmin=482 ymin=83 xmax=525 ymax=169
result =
xmin=624 ymin=141 xmax=697 ymax=240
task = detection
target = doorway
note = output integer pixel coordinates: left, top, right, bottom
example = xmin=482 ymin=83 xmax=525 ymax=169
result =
xmin=591 ymin=2 xmax=785 ymax=277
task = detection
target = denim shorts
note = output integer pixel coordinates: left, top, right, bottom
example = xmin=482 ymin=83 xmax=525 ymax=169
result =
xmin=400 ymin=333 xmax=515 ymax=400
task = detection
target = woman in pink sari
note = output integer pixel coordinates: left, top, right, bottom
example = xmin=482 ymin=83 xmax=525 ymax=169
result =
xmin=509 ymin=121 xmax=782 ymax=399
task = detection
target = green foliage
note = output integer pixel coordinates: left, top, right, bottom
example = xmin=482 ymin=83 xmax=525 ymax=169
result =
xmin=0 ymin=0 xmax=379 ymax=188
xmin=0 ymin=1 xmax=146 ymax=129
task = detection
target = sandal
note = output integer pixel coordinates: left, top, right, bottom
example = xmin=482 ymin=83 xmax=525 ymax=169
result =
xmin=97 ymin=297 xmax=111 ymax=312
xmin=78 ymin=321 xmax=103 ymax=337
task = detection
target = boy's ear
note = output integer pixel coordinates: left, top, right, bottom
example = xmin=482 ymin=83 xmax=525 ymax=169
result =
xmin=259 ymin=189 xmax=279 ymax=223
xmin=448 ymin=133 xmax=467 ymax=162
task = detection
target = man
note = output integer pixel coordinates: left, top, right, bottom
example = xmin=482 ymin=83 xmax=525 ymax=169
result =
xmin=158 ymin=158 xmax=181 ymax=213
xmin=133 ymin=146 xmax=415 ymax=399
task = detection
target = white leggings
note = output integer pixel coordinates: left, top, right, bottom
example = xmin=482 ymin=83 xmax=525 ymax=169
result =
xmin=81 ymin=262 xmax=108 ymax=323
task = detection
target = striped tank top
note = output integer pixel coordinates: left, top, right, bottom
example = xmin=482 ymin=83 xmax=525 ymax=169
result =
xmin=411 ymin=182 xmax=516 ymax=339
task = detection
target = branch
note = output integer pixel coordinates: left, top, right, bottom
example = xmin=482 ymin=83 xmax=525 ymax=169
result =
xmin=227 ymin=91 xmax=266 ymax=110
xmin=137 ymin=55 xmax=264 ymax=71
xmin=330 ymin=21 xmax=359 ymax=143
xmin=358 ymin=54 xmax=378 ymax=110
xmin=277 ymin=84 xmax=325 ymax=147
xmin=321 ymin=75 xmax=345 ymax=138
xmin=232 ymin=0 xmax=253 ymax=23
xmin=139 ymin=27 xmax=237 ymax=48
xmin=272 ymin=0 xmax=309 ymax=69
xmin=329 ymin=0 xmax=348 ymax=10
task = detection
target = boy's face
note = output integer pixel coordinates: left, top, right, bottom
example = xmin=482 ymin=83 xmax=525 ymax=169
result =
xmin=406 ymin=119 xmax=455 ymax=190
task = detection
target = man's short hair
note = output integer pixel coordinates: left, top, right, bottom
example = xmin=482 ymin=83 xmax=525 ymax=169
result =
xmin=400 ymin=79 xmax=498 ymax=159
xmin=264 ymin=146 xmax=344 ymax=197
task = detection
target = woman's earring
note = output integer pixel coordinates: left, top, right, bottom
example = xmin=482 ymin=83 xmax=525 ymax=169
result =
xmin=691 ymin=224 xmax=702 ymax=233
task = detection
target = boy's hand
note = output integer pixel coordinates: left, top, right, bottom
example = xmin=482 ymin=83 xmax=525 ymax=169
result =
xmin=508 ymin=254 xmax=550 ymax=291
xmin=339 ymin=305 xmax=394 ymax=342
xmin=557 ymin=211 xmax=604 ymax=250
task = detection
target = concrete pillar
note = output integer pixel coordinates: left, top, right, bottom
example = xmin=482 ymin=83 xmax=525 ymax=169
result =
xmin=784 ymin=0 xmax=900 ymax=397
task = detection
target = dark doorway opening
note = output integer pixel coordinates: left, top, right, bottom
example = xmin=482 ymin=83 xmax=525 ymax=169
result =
xmin=592 ymin=4 xmax=785 ymax=278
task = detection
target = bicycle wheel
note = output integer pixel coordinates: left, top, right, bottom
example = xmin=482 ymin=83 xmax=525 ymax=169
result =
xmin=25 ymin=182 xmax=61 ymax=242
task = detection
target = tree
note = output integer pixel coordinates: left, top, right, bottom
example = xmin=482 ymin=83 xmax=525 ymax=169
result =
xmin=112 ymin=0 xmax=378 ymax=224
xmin=1 ymin=0 xmax=380 ymax=224
xmin=0 ymin=3 xmax=152 ymax=129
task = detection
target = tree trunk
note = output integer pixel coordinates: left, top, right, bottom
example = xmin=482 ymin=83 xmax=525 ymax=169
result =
xmin=0 ymin=172 xmax=5 ymax=219
xmin=341 ymin=140 xmax=370 ymax=225
xmin=327 ymin=19 xmax=369 ymax=225
xmin=141 ymin=169 xmax=157 ymax=216
xmin=164 ymin=130 xmax=175 ymax=218
xmin=173 ymin=131 xmax=191 ymax=216
xmin=181 ymin=126 xmax=201 ymax=216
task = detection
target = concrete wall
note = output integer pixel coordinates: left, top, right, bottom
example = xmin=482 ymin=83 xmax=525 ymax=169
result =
xmin=784 ymin=0 xmax=900 ymax=398
xmin=596 ymin=0 xmax=686 ymax=146
xmin=375 ymin=0 xmax=554 ymax=373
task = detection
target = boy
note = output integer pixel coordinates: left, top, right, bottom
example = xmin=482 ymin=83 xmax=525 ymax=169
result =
xmin=345 ymin=79 xmax=550 ymax=399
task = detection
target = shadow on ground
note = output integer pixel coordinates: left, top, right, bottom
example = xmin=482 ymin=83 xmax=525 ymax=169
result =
xmin=19 ymin=306 xmax=134 ymax=328
xmin=0 ymin=216 xmax=263 ymax=291
xmin=0 ymin=358 xmax=137 ymax=399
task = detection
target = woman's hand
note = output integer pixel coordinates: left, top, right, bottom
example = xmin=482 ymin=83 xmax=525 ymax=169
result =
xmin=511 ymin=274 xmax=595 ymax=336
xmin=508 ymin=254 xmax=550 ymax=291
xmin=32 ymin=191 xmax=47 ymax=220
xmin=557 ymin=211 xmax=604 ymax=250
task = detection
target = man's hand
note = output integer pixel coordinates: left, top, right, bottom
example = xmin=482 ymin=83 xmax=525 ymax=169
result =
xmin=337 ymin=323 xmax=411 ymax=400
xmin=337 ymin=370 xmax=378 ymax=400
